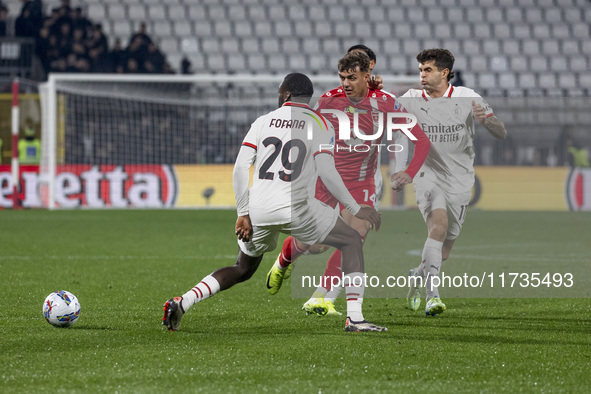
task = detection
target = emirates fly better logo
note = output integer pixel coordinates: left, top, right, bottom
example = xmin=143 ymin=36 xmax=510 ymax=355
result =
xmin=312 ymin=110 xmax=419 ymax=153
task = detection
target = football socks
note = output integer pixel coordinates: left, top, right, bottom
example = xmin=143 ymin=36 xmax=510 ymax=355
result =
xmin=181 ymin=274 xmax=221 ymax=312
xmin=423 ymin=238 xmax=443 ymax=300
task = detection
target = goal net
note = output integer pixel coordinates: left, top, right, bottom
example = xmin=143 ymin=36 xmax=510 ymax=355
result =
xmin=38 ymin=73 xmax=418 ymax=209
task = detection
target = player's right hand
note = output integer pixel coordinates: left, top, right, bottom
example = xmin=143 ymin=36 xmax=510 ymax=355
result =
xmin=355 ymin=207 xmax=381 ymax=231
xmin=235 ymin=215 xmax=253 ymax=242
xmin=391 ymin=171 xmax=412 ymax=191
xmin=368 ymin=75 xmax=384 ymax=90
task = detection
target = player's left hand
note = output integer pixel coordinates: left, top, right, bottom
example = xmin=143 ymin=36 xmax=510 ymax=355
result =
xmin=368 ymin=75 xmax=383 ymax=90
xmin=391 ymin=171 xmax=412 ymax=191
xmin=472 ymin=101 xmax=487 ymax=125
xmin=235 ymin=215 xmax=253 ymax=242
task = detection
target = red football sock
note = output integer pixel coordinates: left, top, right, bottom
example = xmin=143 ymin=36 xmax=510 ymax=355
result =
xmin=278 ymin=236 xmax=307 ymax=268
xmin=320 ymin=250 xmax=343 ymax=291
xmin=320 ymin=235 xmax=365 ymax=292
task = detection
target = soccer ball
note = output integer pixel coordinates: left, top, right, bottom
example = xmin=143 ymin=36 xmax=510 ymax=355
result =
xmin=43 ymin=290 xmax=81 ymax=327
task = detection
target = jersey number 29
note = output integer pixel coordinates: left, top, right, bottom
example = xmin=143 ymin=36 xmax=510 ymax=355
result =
xmin=258 ymin=137 xmax=307 ymax=182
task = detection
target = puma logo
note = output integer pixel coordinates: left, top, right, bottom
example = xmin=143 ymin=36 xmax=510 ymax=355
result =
xmin=421 ymin=107 xmax=430 ymax=115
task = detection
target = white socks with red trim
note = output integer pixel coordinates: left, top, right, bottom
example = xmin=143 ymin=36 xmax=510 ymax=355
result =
xmin=181 ymin=275 xmax=221 ymax=312
xmin=344 ymin=272 xmax=365 ymax=322
xmin=423 ymin=238 xmax=443 ymax=300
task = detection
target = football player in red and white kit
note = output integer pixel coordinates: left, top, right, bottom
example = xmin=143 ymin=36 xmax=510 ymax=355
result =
xmin=266 ymin=51 xmax=431 ymax=316
xmin=401 ymin=49 xmax=507 ymax=316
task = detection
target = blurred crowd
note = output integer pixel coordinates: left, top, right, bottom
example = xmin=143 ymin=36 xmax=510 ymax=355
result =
xmin=6 ymin=0 xmax=186 ymax=76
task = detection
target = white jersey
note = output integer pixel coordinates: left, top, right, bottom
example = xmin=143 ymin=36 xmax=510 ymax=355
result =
xmin=400 ymin=85 xmax=493 ymax=194
xmin=241 ymin=102 xmax=335 ymax=225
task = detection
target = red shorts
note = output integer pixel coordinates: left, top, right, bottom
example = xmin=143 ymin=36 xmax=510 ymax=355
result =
xmin=315 ymin=179 xmax=377 ymax=212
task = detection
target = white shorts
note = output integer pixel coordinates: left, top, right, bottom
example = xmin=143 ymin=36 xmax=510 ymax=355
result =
xmin=414 ymin=177 xmax=471 ymax=240
xmin=238 ymin=199 xmax=339 ymax=257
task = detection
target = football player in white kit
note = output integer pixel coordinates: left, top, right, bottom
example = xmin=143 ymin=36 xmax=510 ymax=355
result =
xmin=400 ymin=49 xmax=508 ymax=316
xmin=162 ymin=73 xmax=386 ymax=332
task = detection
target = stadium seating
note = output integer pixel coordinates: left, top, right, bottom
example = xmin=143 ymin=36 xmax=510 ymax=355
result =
xmin=59 ymin=0 xmax=590 ymax=95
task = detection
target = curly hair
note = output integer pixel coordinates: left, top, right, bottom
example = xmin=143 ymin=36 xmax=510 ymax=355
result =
xmin=416 ymin=48 xmax=455 ymax=81
xmin=281 ymin=72 xmax=314 ymax=98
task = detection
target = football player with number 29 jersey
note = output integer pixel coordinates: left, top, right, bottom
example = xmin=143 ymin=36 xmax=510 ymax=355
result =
xmin=163 ymin=73 xmax=386 ymax=333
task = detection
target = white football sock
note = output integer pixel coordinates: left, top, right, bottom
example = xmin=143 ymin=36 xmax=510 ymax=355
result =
xmin=344 ymin=272 xmax=365 ymax=322
xmin=181 ymin=274 xmax=221 ymax=312
xmin=423 ymin=238 xmax=443 ymax=300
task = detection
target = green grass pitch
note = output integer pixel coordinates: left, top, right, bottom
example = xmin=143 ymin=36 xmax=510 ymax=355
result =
xmin=1 ymin=209 xmax=590 ymax=393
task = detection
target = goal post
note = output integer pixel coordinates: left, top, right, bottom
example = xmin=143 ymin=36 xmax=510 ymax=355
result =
xmin=38 ymin=73 xmax=418 ymax=209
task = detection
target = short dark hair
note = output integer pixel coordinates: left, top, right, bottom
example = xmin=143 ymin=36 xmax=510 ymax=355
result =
xmin=281 ymin=72 xmax=314 ymax=98
xmin=416 ymin=48 xmax=455 ymax=81
xmin=338 ymin=51 xmax=370 ymax=73
xmin=347 ymin=44 xmax=376 ymax=64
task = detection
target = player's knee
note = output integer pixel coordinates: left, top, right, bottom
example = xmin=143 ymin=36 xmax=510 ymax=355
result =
xmin=429 ymin=223 xmax=447 ymax=241
xmin=352 ymin=221 xmax=371 ymax=238
xmin=235 ymin=265 xmax=256 ymax=282
xmin=233 ymin=257 xmax=259 ymax=283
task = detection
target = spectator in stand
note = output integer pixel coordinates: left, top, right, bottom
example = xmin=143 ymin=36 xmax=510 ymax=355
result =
xmin=56 ymin=20 xmax=72 ymax=53
xmin=46 ymin=34 xmax=64 ymax=71
xmin=181 ymin=57 xmax=192 ymax=74
xmin=57 ymin=0 xmax=71 ymax=18
xmin=144 ymin=42 xmax=165 ymax=73
xmin=43 ymin=7 xmax=59 ymax=34
xmin=129 ymin=22 xmax=152 ymax=48
xmin=65 ymin=52 xmax=78 ymax=71
xmin=126 ymin=35 xmax=148 ymax=72
xmin=70 ymin=7 xmax=91 ymax=36
xmin=0 ymin=5 xmax=8 ymax=36
xmin=27 ymin=5 xmax=174 ymax=76
xmin=53 ymin=1 xmax=71 ymax=31
xmin=36 ymin=25 xmax=51 ymax=73
xmin=15 ymin=0 xmax=44 ymax=37
xmin=108 ymin=38 xmax=126 ymax=73
xmin=70 ymin=26 xmax=88 ymax=59
xmin=125 ymin=57 xmax=139 ymax=73
xmin=86 ymin=24 xmax=108 ymax=71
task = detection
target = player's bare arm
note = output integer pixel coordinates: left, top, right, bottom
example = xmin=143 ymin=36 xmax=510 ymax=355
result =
xmin=235 ymin=215 xmax=253 ymax=242
xmin=472 ymin=101 xmax=507 ymax=140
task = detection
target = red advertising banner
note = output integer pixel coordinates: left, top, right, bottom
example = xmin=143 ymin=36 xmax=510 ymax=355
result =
xmin=0 ymin=165 xmax=177 ymax=208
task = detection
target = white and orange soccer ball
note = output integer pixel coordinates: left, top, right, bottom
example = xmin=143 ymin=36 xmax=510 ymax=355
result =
xmin=43 ymin=290 xmax=81 ymax=327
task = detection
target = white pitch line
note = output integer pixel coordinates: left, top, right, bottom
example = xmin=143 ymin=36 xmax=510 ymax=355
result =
xmin=0 ymin=255 xmax=237 ymax=261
